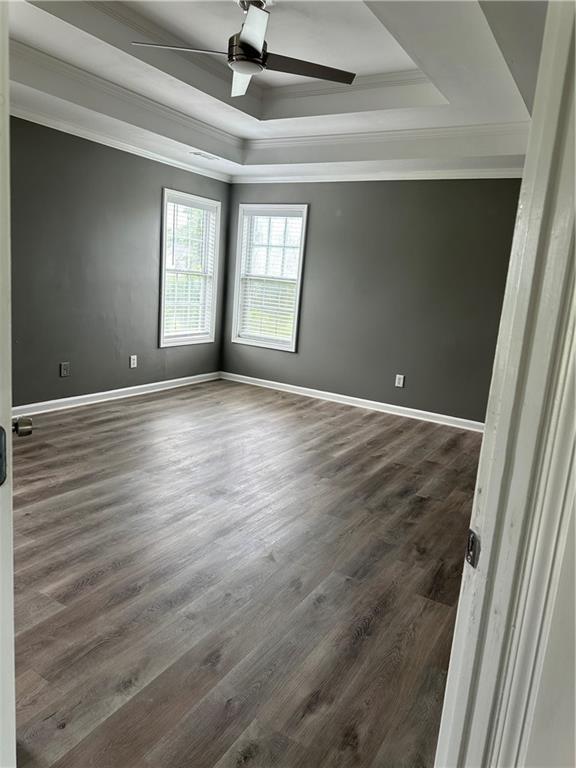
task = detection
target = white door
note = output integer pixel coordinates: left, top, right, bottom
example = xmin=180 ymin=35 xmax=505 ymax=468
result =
xmin=0 ymin=4 xmax=17 ymax=767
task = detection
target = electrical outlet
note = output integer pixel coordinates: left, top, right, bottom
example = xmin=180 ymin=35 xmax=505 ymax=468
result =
xmin=129 ymin=355 xmax=138 ymax=369
xmin=59 ymin=361 xmax=71 ymax=378
xmin=395 ymin=374 xmax=405 ymax=388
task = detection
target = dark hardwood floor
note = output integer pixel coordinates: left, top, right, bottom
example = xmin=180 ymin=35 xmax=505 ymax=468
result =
xmin=13 ymin=380 xmax=481 ymax=768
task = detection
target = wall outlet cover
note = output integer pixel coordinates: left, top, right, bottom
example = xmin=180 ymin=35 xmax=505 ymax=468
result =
xmin=59 ymin=361 xmax=71 ymax=378
xmin=395 ymin=374 xmax=405 ymax=388
xmin=129 ymin=355 xmax=138 ymax=369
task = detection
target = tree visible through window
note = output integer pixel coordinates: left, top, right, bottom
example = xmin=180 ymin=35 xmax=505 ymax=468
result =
xmin=232 ymin=205 xmax=308 ymax=352
xmin=160 ymin=190 xmax=220 ymax=347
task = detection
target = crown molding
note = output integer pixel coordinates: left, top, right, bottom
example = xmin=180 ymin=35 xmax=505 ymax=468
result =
xmin=9 ymin=38 xmax=527 ymax=184
xmin=10 ymin=101 xmax=525 ymax=185
xmin=244 ymin=120 xmax=529 ymax=167
xmin=9 ymin=101 xmax=525 ymax=184
xmin=249 ymin=121 xmax=530 ymax=151
xmin=232 ymin=167 xmax=524 ymax=184
xmin=10 ymin=40 xmax=245 ymax=161
xmin=10 ymin=107 xmax=233 ymax=183
xmin=22 ymin=0 xmax=531 ymax=138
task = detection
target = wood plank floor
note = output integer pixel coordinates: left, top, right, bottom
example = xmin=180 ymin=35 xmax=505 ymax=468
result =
xmin=13 ymin=380 xmax=481 ymax=768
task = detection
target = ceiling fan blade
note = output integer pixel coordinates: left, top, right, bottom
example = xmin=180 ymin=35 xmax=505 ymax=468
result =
xmin=265 ymin=53 xmax=355 ymax=85
xmin=239 ymin=6 xmax=269 ymax=54
xmin=231 ymin=71 xmax=252 ymax=97
xmin=131 ymin=41 xmax=227 ymax=55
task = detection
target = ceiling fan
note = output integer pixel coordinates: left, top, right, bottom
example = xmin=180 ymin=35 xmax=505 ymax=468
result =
xmin=131 ymin=0 xmax=356 ymax=97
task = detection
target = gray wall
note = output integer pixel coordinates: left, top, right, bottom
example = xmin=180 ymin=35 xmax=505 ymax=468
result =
xmin=10 ymin=118 xmax=229 ymax=406
xmin=222 ymin=180 xmax=520 ymax=423
xmin=11 ymin=119 xmax=520 ymax=421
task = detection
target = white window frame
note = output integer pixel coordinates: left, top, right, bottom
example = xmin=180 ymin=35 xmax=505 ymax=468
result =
xmin=159 ymin=188 xmax=221 ymax=348
xmin=231 ymin=203 xmax=308 ymax=353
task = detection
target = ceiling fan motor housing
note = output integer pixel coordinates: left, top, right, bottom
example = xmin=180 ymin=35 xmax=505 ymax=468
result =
xmin=238 ymin=0 xmax=267 ymax=11
xmin=228 ymin=33 xmax=266 ymax=74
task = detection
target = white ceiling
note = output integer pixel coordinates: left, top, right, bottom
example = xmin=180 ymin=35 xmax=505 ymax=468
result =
xmin=131 ymin=1 xmax=417 ymax=86
xmin=8 ymin=0 xmax=544 ymax=182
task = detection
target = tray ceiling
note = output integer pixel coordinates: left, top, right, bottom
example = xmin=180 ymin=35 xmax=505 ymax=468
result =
xmin=8 ymin=0 xmax=542 ymax=182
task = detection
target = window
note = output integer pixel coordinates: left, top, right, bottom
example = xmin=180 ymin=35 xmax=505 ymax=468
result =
xmin=232 ymin=204 xmax=308 ymax=352
xmin=160 ymin=189 xmax=220 ymax=347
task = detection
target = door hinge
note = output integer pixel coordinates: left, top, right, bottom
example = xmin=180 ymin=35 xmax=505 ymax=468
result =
xmin=466 ymin=529 xmax=481 ymax=568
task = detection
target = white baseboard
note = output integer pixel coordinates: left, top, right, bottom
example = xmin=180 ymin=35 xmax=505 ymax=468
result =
xmin=12 ymin=372 xmax=220 ymax=416
xmin=219 ymin=371 xmax=485 ymax=432
xmin=12 ymin=370 xmax=485 ymax=431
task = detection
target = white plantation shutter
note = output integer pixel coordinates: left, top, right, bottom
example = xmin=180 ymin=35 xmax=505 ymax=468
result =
xmin=233 ymin=205 xmax=308 ymax=351
xmin=160 ymin=190 xmax=220 ymax=346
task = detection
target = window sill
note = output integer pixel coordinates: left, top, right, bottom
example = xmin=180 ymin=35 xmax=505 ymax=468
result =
xmin=160 ymin=335 xmax=215 ymax=348
xmin=231 ymin=336 xmax=296 ymax=353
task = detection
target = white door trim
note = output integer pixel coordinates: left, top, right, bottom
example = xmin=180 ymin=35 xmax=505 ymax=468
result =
xmin=0 ymin=3 xmax=16 ymax=766
xmin=435 ymin=3 xmax=575 ymax=766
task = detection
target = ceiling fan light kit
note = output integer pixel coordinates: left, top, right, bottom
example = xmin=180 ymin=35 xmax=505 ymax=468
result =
xmin=228 ymin=34 xmax=266 ymax=75
xmin=132 ymin=0 xmax=356 ymax=97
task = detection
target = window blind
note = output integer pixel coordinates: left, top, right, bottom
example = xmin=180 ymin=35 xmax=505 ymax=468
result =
xmin=233 ymin=205 xmax=307 ymax=351
xmin=160 ymin=190 xmax=220 ymax=347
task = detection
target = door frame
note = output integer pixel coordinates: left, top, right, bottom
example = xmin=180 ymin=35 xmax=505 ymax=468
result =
xmin=435 ymin=2 xmax=574 ymax=766
xmin=0 ymin=3 xmax=17 ymax=767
